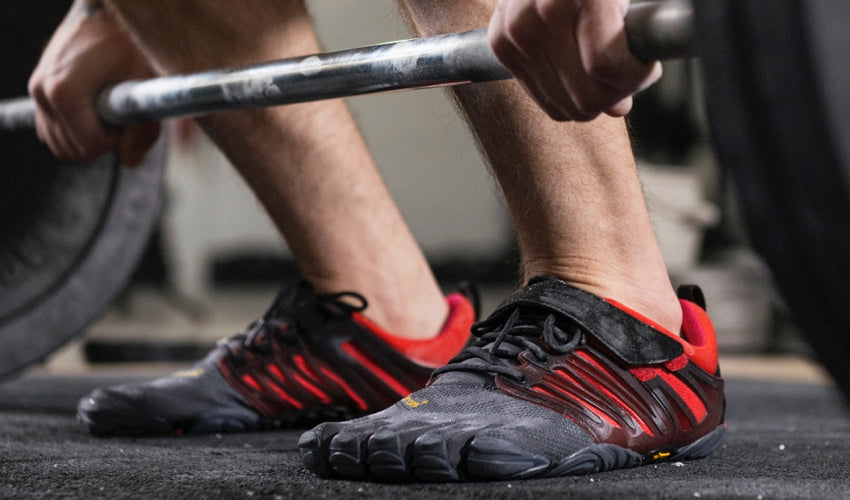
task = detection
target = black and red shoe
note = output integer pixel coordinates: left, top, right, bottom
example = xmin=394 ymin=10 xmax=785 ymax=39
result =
xmin=299 ymin=276 xmax=725 ymax=481
xmin=76 ymin=280 xmax=477 ymax=435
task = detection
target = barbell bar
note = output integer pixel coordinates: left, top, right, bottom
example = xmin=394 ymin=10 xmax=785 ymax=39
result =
xmin=0 ymin=0 xmax=692 ymax=129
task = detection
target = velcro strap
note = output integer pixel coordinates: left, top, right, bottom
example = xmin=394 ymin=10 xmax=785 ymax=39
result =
xmin=491 ymin=276 xmax=684 ymax=365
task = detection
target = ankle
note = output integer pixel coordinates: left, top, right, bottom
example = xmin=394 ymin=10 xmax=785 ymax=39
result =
xmin=600 ymin=285 xmax=684 ymax=336
xmin=305 ymin=272 xmax=450 ymax=341
xmin=367 ymin=290 xmax=450 ymax=341
xmin=582 ymin=280 xmax=683 ymax=336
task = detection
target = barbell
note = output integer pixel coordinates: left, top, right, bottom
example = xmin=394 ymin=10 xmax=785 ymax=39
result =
xmin=0 ymin=1 xmax=688 ymax=129
xmin=1 ymin=0 xmax=849 ymax=399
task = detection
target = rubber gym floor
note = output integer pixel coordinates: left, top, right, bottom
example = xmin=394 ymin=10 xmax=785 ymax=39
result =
xmin=1 ymin=366 xmax=849 ymax=499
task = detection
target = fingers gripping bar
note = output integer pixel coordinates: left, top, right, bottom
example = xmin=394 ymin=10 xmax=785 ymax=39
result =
xmin=0 ymin=0 xmax=693 ymax=129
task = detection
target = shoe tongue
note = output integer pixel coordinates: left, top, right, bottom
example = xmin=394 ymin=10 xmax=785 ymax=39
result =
xmin=430 ymin=340 xmax=511 ymax=389
xmin=267 ymin=280 xmax=327 ymax=328
xmin=271 ymin=280 xmax=313 ymax=310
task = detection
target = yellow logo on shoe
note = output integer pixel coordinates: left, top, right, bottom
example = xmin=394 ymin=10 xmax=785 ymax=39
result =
xmin=172 ymin=368 xmax=205 ymax=378
xmin=402 ymin=395 xmax=429 ymax=408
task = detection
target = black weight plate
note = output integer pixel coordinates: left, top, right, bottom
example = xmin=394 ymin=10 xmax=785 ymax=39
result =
xmin=0 ymin=2 xmax=165 ymax=377
xmin=694 ymin=0 xmax=850 ymax=398
xmin=0 ymin=139 xmax=113 ymax=318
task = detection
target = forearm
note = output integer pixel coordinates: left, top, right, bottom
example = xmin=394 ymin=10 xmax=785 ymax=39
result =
xmin=398 ymin=0 xmax=493 ymax=35
xmin=106 ymin=0 xmax=315 ymax=74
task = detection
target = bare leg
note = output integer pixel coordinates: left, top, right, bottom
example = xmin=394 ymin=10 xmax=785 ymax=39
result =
xmin=109 ymin=0 xmax=447 ymax=339
xmin=397 ymin=0 xmax=681 ymax=333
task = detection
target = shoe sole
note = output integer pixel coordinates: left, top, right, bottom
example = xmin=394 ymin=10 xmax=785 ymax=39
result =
xmin=299 ymin=424 xmax=726 ymax=481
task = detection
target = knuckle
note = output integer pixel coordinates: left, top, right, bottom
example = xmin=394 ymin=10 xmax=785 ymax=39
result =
xmin=27 ymin=77 xmax=42 ymax=98
xmin=489 ymin=31 xmax=515 ymax=59
xmin=499 ymin=2 xmax=548 ymax=48
xmin=536 ymin=0 xmax=569 ymax=21
xmin=41 ymin=80 xmax=64 ymax=101
xmin=41 ymin=81 xmax=77 ymax=115
xmin=507 ymin=20 xmax=542 ymax=49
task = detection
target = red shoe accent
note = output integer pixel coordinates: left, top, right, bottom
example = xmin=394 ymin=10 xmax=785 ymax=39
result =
xmin=216 ymin=283 xmax=476 ymax=423
xmin=493 ymin=286 xmax=723 ymax=454
xmin=352 ymin=292 xmax=475 ymax=368
xmin=320 ymin=367 xmax=368 ymax=411
xmin=292 ymin=355 xmax=332 ymax=404
xmin=266 ymin=378 xmax=304 ymax=409
xmin=678 ymin=300 xmax=719 ymax=374
xmin=298 ymin=278 xmax=725 ymax=481
xmin=606 ymin=297 xmax=719 ymax=374
xmin=76 ymin=280 xmax=479 ymax=436
xmin=574 ymin=351 xmax=656 ymax=435
xmin=340 ymin=341 xmax=412 ymax=397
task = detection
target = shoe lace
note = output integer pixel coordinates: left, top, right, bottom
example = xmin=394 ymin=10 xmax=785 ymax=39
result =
xmin=221 ymin=287 xmax=368 ymax=366
xmin=433 ymin=307 xmax=581 ymax=382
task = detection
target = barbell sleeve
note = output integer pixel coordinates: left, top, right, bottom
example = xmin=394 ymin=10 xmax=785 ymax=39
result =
xmin=626 ymin=0 xmax=695 ymax=62
xmin=0 ymin=97 xmax=36 ymax=131
xmin=0 ymin=0 xmax=694 ymax=129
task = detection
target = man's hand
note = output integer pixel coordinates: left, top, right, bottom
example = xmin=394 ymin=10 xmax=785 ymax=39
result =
xmin=28 ymin=0 xmax=160 ymax=166
xmin=488 ymin=0 xmax=662 ymax=121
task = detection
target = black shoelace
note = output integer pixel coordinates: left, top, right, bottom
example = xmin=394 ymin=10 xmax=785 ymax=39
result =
xmin=222 ymin=286 xmax=368 ymax=366
xmin=433 ymin=307 xmax=581 ymax=382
